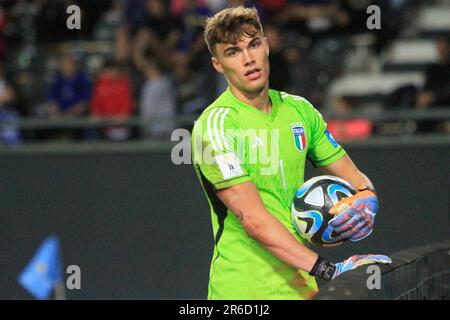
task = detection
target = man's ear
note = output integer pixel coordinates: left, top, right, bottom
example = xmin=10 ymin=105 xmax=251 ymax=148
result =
xmin=211 ymin=56 xmax=224 ymax=74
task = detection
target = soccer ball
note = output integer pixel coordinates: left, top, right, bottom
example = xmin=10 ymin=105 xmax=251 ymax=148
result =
xmin=291 ymin=175 xmax=356 ymax=247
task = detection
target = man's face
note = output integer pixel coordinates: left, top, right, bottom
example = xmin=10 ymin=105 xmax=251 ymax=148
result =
xmin=61 ymin=57 xmax=77 ymax=77
xmin=437 ymin=38 xmax=450 ymax=62
xmin=146 ymin=0 xmax=165 ymax=17
xmin=212 ymin=34 xmax=270 ymax=96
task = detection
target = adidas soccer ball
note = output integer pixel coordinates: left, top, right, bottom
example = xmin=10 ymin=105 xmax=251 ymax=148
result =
xmin=291 ymin=175 xmax=356 ymax=247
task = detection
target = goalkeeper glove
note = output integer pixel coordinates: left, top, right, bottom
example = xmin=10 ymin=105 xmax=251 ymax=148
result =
xmin=329 ymin=186 xmax=378 ymax=242
xmin=309 ymin=254 xmax=392 ymax=281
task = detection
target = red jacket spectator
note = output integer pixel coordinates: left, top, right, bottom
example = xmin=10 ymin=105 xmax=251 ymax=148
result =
xmin=327 ymin=119 xmax=373 ymax=141
xmin=91 ymin=68 xmax=133 ymax=118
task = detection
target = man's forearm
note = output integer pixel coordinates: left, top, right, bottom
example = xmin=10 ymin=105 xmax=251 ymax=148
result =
xmin=319 ymin=155 xmax=375 ymax=192
xmin=240 ymin=209 xmax=318 ymax=273
xmin=217 ymin=182 xmax=319 ymax=274
xmin=352 ymin=171 xmax=375 ymax=191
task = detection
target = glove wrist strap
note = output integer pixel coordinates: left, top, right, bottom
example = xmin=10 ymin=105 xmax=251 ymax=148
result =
xmin=356 ymin=184 xmax=377 ymax=195
xmin=309 ymin=256 xmax=336 ymax=281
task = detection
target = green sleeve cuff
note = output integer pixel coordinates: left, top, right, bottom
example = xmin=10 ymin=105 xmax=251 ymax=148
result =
xmin=314 ymin=148 xmax=347 ymax=167
xmin=214 ymin=175 xmax=253 ymax=190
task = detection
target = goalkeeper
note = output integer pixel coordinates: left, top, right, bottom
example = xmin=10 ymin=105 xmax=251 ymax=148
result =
xmin=192 ymin=6 xmax=391 ymax=300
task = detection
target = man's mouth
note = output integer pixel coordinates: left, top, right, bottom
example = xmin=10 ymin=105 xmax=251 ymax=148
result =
xmin=245 ymin=68 xmax=262 ymax=80
xmin=245 ymin=68 xmax=261 ymax=76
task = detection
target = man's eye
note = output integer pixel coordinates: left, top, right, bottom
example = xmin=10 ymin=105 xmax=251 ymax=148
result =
xmin=251 ymin=40 xmax=261 ymax=48
xmin=228 ymin=50 xmax=237 ymax=56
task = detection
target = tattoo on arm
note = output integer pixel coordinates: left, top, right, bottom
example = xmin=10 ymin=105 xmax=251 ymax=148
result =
xmin=234 ymin=210 xmax=244 ymax=222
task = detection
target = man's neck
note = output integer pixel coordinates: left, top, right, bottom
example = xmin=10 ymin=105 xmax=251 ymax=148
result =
xmin=229 ymin=84 xmax=272 ymax=114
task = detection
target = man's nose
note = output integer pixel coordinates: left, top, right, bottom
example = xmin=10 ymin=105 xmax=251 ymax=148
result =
xmin=242 ymin=49 xmax=255 ymax=66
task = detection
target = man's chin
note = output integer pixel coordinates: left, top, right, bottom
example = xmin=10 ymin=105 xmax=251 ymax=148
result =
xmin=242 ymin=82 xmax=267 ymax=95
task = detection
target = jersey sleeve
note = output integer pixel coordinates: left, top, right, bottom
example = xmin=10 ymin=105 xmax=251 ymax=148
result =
xmin=302 ymin=100 xmax=347 ymax=167
xmin=192 ymin=108 xmax=252 ymax=190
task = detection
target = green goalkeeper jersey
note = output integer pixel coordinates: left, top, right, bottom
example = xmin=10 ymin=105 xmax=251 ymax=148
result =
xmin=192 ymin=88 xmax=346 ymax=300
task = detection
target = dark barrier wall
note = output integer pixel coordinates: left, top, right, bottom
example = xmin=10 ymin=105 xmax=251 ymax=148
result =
xmin=0 ymin=143 xmax=449 ymax=299
xmin=316 ymin=240 xmax=450 ymax=300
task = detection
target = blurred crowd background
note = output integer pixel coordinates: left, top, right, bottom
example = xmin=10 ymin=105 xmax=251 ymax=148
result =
xmin=0 ymin=0 xmax=449 ymax=145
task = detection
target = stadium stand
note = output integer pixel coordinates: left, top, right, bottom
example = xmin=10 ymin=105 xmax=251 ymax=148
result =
xmin=0 ymin=0 xmax=448 ymax=145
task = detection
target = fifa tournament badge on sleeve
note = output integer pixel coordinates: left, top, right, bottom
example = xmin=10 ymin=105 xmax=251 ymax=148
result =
xmin=216 ymin=152 xmax=243 ymax=179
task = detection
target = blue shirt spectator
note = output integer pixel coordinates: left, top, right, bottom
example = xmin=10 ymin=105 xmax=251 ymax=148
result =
xmin=46 ymin=55 xmax=91 ymax=116
xmin=0 ymin=106 xmax=20 ymax=145
xmin=48 ymin=72 xmax=91 ymax=112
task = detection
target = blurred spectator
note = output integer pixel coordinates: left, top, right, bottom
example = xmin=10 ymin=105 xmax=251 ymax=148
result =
xmin=45 ymin=55 xmax=91 ymax=118
xmin=327 ymin=97 xmax=372 ymax=140
xmin=171 ymin=0 xmax=209 ymax=16
xmin=337 ymin=0 xmax=370 ymax=35
xmin=0 ymin=0 xmax=443 ymax=143
xmin=132 ymin=0 xmax=183 ymax=62
xmin=258 ymin=0 xmax=286 ymax=12
xmin=0 ymin=64 xmax=21 ymax=145
xmin=115 ymin=0 xmax=146 ymax=62
xmin=0 ymin=62 xmax=28 ymax=116
xmin=90 ymin=59 xmax=134 ymax=141
xmin=172 ymin=0 xmax=213 ymax=113
xmin=277 ymin=0 xmax=350 ymax=42
xmin=121 ymin=0 xmax=148 ymax=30
xmin=90 ymin=0 xmax=124 ymax=42
xmin=139 ymin=57 xmax=176 ymax=138
xmin=0 ymin=5 xmax=7 ymax=60
xmin=175 ymin=0 xmax=211 ymax=52
xmin=205 ymin=0 xmax=259 ymax=13
xmin=257 ymin=0 xmax=286 ymax=21
xmin=229 ymin=0 xmax=258 ymax=9
xmin=172 ymin=50 xmax=207 ymax=115
xmin=35 ymin=54 xmax=91 ymax=140
xmin=205 ymin=0 xmax=228 ymax=13
xmin=265 ymin=23 xmax=290 ymax=91
xmin=76 ymin=0 xmax=113 ymax=38
xmin=0 ymin=105 xmax=20 ymax=146
xmin=416 ymin=37 xmax=450 ymax=109
xmin=285 ymin=43 xmax=328 ymax=109
xmin=384 ymin=84 xmax=417 ymax=111
xmin=117 ymin=0 xmax=183 ymax=63
xmin=372 ymin=0 xmax=411 ymax=54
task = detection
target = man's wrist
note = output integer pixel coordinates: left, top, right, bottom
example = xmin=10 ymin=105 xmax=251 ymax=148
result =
xmin=309 ymin=256 xmax=336 ymax=281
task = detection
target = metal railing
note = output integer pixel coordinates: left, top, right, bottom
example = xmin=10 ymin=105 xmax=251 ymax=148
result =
xmin=7 ymin=107 xmax=450 ymax=130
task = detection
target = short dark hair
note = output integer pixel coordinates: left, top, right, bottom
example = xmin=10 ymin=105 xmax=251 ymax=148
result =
xmin=204 ymin=6 xmax=263 ymax=56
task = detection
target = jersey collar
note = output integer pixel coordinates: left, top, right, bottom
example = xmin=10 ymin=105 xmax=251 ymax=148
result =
xmin=226 ymin=88 xmax=280 ymax=122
